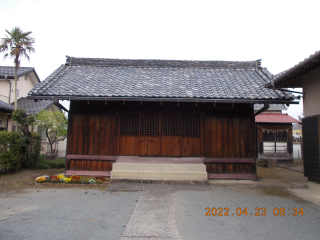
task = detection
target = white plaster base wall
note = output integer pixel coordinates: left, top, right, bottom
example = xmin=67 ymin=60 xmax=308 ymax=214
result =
xmin=302 ymin=66 xmax=320 ymax=117
xmin=293 ymin=143 xmax=302 ymax=159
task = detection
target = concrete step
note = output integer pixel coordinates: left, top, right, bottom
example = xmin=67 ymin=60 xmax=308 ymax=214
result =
xmin=112 ymin=163 xmax=206 ymax=172
xmin=116 ymin=156 xmax=204 ymax=164
xmin=111 ymin=163 xmax=207 ymax=181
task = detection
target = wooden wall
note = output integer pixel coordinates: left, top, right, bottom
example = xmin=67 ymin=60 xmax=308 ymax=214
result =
xmin=66 ymin=101 xmax=256 ymax=179
xmin=66 ymin=111 xmax=119 ymax=174
xmin=204 ymin=116 xmax=253 ymax=158
xmin=203 ymin=114 xmax=256 ymax=179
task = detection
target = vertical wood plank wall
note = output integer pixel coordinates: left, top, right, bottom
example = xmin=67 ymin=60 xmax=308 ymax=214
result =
xmin=66 ymin=101 xmax=256 ymax=179
xmin=66 ymin=113 xmax=117 ymax=172
xmin=204 ymin=115 xmax=256 ymax=178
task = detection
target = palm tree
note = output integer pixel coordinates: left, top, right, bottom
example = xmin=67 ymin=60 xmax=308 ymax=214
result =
xmin=0 ymin=27 xmax=35 ymax=110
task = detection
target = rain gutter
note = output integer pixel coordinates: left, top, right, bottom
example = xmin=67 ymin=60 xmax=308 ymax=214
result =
xmin=5 ymin=76 xmax=11 ymax=103
xmin=53 ymin=99 xmax=69 ymax=112
xmin=28 ymin=96 xmax=299 ymax=106
xmin=254 ymin=103 xmax=269 ymax=116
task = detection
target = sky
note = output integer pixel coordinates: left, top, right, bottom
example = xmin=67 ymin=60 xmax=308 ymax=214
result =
xmin=1 ymin=0 xmax=319 ymax=119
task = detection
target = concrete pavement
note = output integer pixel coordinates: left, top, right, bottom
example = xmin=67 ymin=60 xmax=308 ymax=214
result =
xmin=1 ymin=167 xmax=320 ymax=240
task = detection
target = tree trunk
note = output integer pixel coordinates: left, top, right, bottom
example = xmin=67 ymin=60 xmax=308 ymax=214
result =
xmin=45 ymin=129 xmax=53 ymax=157
xmin=14 ymin=57 xmax=19 ymax=110
xmin=49 ymin=142 xmax=53 ymax=158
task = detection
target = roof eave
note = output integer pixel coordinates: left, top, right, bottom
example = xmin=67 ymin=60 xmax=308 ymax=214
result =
xmin=27 ymin=95 xmax=299 ymax=105
xmin=269 ymin=51 xmax=320 ymax=88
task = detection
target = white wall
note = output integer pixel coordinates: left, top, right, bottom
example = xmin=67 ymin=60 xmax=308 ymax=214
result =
xmin=0 ymin=73 xmax=37 ymax=103
xmin=0 ymin=79 xmax=11 ymax=103
xmin=302 ymin=66 xmax=320 ymax=117
xmin=293 ymin=143 xmax=302 ymax=159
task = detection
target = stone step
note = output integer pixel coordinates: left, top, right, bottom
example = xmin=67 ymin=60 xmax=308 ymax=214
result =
xmin=116 ymin=156 xmax=204 ymax=164
xmin=111 ymin=163 xmax=207 ymax=181
xmin=112 ymin=163 xmax=206 ymax=172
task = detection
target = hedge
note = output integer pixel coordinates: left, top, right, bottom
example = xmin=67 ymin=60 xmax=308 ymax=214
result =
xmin=0 ymin=131 xmax=41 ymax=173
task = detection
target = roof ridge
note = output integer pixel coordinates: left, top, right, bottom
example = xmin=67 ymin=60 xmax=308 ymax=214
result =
xmin=65 ymin=56 xmax=258 ymax=69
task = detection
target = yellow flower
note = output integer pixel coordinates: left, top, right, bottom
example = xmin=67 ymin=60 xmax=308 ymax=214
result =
xmin=64 ymin=178 xmax=71 ymax=183
xmin=36 ymin=176 xmax=46 ymax=183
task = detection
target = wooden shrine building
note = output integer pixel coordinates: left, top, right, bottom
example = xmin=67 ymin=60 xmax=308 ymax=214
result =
xmin=28 ymin=57 xmax=297 ymax=180
xmin=255 ymin=112 xmax=300 ymax=162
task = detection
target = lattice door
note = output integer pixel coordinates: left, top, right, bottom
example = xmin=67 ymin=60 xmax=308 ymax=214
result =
xmin=120 ymin=113 xmax=201 ymax=157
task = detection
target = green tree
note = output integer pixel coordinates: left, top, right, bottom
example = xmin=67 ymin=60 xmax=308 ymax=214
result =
xmin=10 ymin=109 xmax=41 ymax=171
xmin=35 ymin=110 xmax=68 ymax=157
xmin=12 ymin=108 xmax=35 ymax=138
xmin=0 ymin=27 xmax=35 ymax=110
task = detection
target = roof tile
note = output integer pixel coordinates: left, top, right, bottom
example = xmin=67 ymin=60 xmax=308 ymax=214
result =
xmin=28 ymin=57 xmax=294 ymax=101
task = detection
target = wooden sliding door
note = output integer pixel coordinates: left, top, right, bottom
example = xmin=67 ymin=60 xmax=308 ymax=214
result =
xmin=119 ymin=113 xmax=201 ymax=157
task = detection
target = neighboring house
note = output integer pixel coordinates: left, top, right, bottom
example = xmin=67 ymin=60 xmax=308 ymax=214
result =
xmin=255 ymin=113 xmax=300 ymax=162
xmin=0 ymin=66 xmax=67 ymax=157
xmin=28 ymin=56 xmax=296 ymax=180
xmin=269 ymin=50 xmax=320 ymax=182
xmin=0 ymin=99 xmax=14 ymax=131
xmin=292 ymin=123 xmax=302 ymax=141
xmin=9 ymin=97 xmax=67 ymax=157
xmin=0 ymin=66 xmax=40 ymax=104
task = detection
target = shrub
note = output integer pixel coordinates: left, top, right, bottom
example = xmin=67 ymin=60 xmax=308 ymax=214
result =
xmin=0 ymin=131 xmax=25 ymax=173
xmin=23 ymin=132 xmax=41 ymax=168
xmin=39 ymin=154 xmax=46 ymax=162
xmin=41 ymin=158 xmax=65 ymax=169
xmin=57 ymin=162 xmax=65 ymax=168
xmin=0 ymin=130 xmax=41 ymax=173
xmin=36 ymin=162 xmax=51 ymax=169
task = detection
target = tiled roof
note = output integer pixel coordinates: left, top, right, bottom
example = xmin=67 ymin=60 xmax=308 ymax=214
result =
xmin=254 ymin=104 xmax=287 ymax=111
xmin=0 ymin=66 xmax=35 ymax=79
xmin=269 ymin=50 xmax=320 ymax=88
xmin=255 ymin=113 xmax=300 ymax=123
xmin=12 ymin=97 xmax=53 ymax=115
xmin=0 ymin=99 xmax=14 ymax=112
xmin=28 ymin=57 xmax=294 ymax=101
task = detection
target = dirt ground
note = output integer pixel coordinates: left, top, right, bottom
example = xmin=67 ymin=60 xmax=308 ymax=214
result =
xmin=257 ymin=165 xmax=307 ymax=184
xmin=0 ymin=169 xmax=109 ymax=194
xmin=0 ymin=164 xmax=308 ymax=194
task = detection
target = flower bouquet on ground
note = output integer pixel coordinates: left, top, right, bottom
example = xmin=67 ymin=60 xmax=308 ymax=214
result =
xmin=35 ymin=175 xmax=107 ymax=185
